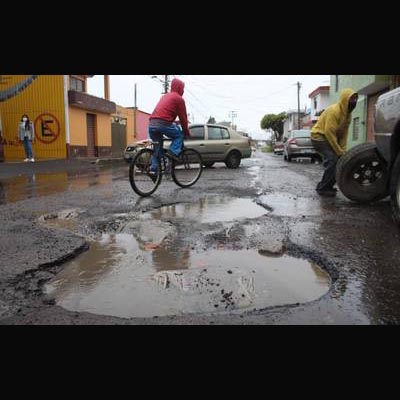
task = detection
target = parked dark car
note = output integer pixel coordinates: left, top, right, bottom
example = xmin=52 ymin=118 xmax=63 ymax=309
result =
xmin=283 ymin=129 xmax=319 ymax=162
xmin=336 ymin=86 xmax=400 ymax=225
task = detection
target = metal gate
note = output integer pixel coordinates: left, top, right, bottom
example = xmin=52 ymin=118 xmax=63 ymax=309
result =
xmin=111 ymin=122 xmax=127 ymax=158
xmin=87 ymin=113 xmax=97 ymax=157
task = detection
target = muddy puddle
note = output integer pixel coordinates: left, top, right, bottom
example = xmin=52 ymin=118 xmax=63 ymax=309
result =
xmin=149 ymin=197 xmax=269 ymax=223
xmin=45 ymin=232 xmax=331 ymax=318
xmin=258 ymin=193 xmax=326 ymax=217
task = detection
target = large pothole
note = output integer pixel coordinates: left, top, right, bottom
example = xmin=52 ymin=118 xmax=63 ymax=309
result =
xmin=44 ymin=232 xmax=331 ymax=318
xmin=148 ymin=196 xmax=269 ymax=223
xmin=42 ymin=198 xmax=331 ymax=318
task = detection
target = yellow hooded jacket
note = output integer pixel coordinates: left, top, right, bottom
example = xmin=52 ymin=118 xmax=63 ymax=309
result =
xmin=311 ymin=88 xmax=357 ymax=156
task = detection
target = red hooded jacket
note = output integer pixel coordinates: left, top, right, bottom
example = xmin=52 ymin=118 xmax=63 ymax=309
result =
xmin=150 ymin=78 xmax=190 ymax=136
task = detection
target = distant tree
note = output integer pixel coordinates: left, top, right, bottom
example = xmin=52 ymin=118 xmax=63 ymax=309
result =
xmin=260 ymin=112 xmax=287 ymax=141
xmin=207 ymin=116 xmax=216 ymax=124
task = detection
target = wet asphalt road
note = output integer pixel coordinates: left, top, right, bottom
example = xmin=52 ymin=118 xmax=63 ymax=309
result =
xmin=1 ymin=152 xmax=400 ymax=325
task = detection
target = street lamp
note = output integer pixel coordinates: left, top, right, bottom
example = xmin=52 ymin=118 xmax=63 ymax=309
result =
xmin=151 ymin=75 xmax=169 ymax=94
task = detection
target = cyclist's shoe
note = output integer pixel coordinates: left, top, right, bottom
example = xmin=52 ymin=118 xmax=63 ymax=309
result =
xmin=166 ymin=150 xmax=181 ymax=162
xmin=148 ymin=170 xmax=158 ymax=183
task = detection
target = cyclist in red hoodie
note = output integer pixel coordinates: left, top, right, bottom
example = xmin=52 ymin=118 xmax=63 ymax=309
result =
xmin=148 ymin=78 xmax=191 ymax=172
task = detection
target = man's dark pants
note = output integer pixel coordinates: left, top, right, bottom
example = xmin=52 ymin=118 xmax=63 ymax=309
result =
xmin=311 ymin=139 xmax=339 ymax=192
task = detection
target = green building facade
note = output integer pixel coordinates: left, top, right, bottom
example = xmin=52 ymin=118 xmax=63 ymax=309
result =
xmin=329 ymin=75 xmax=391 ymax=149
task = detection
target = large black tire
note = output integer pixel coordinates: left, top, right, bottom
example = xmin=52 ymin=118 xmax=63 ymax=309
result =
xmin=390 ymin=153 xmax=400 ymax=226
xmin=336 ymin=143 xmax=389 ymax=203
xmin=225 ymin=151 xmax=241 ymax=169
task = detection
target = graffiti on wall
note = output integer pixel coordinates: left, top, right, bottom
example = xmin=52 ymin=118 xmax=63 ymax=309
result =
xmin=0 ymin=75 xmax=39 ymax=102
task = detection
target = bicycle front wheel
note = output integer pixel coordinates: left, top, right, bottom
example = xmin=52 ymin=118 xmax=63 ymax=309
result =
xmin=172 ymin=148 xmax=203 ymax=188
xmin=129 ymin=148 xmax=162 ymax=197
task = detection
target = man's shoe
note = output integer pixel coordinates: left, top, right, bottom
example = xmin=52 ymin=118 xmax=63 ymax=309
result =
xmin=148 ymin=170 xmax=158 ymax=183
xmin=317 ymin=189 xmax=337 ymax=197
xmin=166 ymin=150 xmax=180 ymax=162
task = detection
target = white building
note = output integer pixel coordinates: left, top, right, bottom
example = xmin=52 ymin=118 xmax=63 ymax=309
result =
xmin=309 ymin=86 xmax=330 ymax=122
xmin=283 ymin=110 xmax=305 ymax=139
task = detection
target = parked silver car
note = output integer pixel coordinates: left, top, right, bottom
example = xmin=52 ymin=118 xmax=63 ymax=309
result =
xmin=124 ymin=124 xmax=252 ymax=169
xmin=283 ymin=129 xmax=319 ymax=162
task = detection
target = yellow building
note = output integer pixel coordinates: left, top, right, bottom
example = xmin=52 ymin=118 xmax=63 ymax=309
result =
xmin=0 ymin=75 xmax=117 ymax=162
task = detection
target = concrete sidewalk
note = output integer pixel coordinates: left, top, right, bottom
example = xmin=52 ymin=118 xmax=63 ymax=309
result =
xmin=0 ymin=157 xmax=126 ymax=180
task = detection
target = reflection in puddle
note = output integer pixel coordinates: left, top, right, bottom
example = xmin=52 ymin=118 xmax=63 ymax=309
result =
xmin=0 ymin=169 xmax=125 ymax=205
xmin=248 ymin=165 xmax=263 ymax=194
xmin=258 ymin=193 xmax=323 ymax=217
xmin=45 ymin=233 xmax=331 ymax=318
xmin=150 ymin=197 xmax=269 ymax=223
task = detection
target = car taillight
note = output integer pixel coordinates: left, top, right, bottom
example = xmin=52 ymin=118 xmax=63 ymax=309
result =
xmin=288 ymin=138 xmax=297 ymax=145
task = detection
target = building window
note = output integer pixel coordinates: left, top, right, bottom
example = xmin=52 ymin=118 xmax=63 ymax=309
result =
xmin=314 ymin=98 xmax=317 ymax=110
xmin=353 ymin=117 xmax=360 ymax=141
xmin=70 ymin=76 xmax=85 ymax=92
xmin=335 ymin=75 xmax=339 ymax=92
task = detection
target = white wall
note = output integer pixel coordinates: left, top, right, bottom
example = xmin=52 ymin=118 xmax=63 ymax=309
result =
xmin=310 ymin=91 xmax=330 ymax=120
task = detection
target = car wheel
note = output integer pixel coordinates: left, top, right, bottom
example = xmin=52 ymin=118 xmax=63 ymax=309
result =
xmin=336 ymin=143 xmax=389 ymax=203
xmin=225 ymin=151 xmax=241 ymax=169
xmin=287 ymin=155 xmax=292 ymax=162
xmin=284 ymin=154 xmax=287 ymax=161
xmin=390 ymin=153 xmax=400 ymax=226
xmin=203 ymin=162 xmax=215 ymax=168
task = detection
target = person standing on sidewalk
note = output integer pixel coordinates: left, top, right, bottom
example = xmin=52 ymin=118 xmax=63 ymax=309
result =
xmin=18 ymin=114 xmax=35 ymax=162
xmin=311 ymin=88 xmax=358 ymax=197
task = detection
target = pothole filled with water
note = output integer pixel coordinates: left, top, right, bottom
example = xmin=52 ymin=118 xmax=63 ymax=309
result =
xmin=258 ymin=193 xmax=322 ymax=217
xmin=44 ymin=233 xmax=331 ymax=318
xmin=149 ymin=197 xmax=269 ymax=223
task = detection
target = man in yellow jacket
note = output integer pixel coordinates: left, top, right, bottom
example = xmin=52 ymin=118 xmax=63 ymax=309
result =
xmin=311 ymin=88 xmax=358 ymax=197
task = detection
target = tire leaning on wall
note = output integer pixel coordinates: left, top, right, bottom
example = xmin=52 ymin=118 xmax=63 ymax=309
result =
xmin=336 ymin=143 xmax=389 ymax=203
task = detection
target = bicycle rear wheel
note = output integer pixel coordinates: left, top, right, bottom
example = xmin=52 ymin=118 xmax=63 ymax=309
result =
xmin=129 ymin=148 xmax=162 ymax=196
xmin=171 ymin=148 xmax=203 ymax=188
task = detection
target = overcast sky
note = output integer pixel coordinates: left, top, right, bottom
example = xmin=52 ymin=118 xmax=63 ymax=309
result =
xmin=87 ymin=75 xmax=330 ymax=140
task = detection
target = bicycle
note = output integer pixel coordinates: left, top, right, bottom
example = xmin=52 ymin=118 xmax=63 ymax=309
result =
xmin=129 ymin=138 xmax=203 ymax=197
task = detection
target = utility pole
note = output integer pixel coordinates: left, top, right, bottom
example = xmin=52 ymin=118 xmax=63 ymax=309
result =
xmin=164 ymin=75 xmax=169 ymax=94
xmin=133 ymin=83 xmax=137 ymax=139
xmin=104 ymin=75 xmax=110 ymax=100
xmin=297 ymin=82 xmax=301 ymax=130
xmin=151 ymin=75 xmax=170 ymax=94
xmin=229 ymin=111 xmax=238 ymax=130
